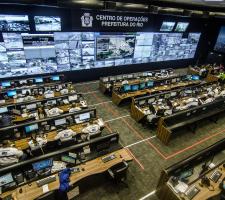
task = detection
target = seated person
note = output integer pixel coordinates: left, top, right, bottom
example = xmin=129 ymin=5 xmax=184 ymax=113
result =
xmin=45 ymin=107 xmax=64 ymax=117
xmin=28 ymin=134 xmax=47 ymax=151
xmin=55 ymin=129 xmax=76 ymax=142
xmin=0 ymin=140 xmax=25 ymax=166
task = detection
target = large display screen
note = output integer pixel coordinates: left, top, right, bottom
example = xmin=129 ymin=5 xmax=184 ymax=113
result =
xmin=0 ymin=31 xmax=201 ymax=78
xmin=0 ymin=15 xmax=30 ymax=31
xmin=214 ymin=26 xmax=225 ymax=54
xmin=160 ymin=22 xmax=176 ymax=32
xmin=175 ymin=22 xmax=189 ymax=32
xmin=34 ymin=16 xmax=61 ymax=31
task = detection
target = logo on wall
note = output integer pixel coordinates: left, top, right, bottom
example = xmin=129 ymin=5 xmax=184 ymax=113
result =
xmin=81 ymin=13 xmax=93 ymax=27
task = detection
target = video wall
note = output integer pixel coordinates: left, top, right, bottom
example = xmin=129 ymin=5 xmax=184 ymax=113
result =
xmin=0 ymin=14 xmax=201 ymax=79
xmin=214 ymin=26 xmax=225 ymax=54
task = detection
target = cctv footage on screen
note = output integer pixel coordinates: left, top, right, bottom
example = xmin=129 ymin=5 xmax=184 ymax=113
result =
xmin=0 ymin=14 xmax=201 ymax=79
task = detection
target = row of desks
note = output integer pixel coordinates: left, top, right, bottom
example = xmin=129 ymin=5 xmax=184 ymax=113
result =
xmin=112 ymin=80 xmax=201 ymax=105
xmin=0 ymin=148 xmax=133 ymax=200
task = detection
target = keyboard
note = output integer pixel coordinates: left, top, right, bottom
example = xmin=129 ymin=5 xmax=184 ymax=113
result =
xmin=36 ymin=175 xmax=56 ymax=187
xmin=185 ymin=186 xmax=200 ymax=200
xmin=210 ymin=170 xmax=222 ymax=183
xmin=102 ymin=154 xmax=116 ymax=163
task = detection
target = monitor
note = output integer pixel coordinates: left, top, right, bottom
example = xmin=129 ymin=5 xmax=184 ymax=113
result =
xmin=171 ymin=92 xmax=177 ymax=97
xmin=0 ymin=107 xmax=8 ymax=114
xmin=61 ymin=155 xmax=76 ymax=164
xmin=51 ymin=75 xmax=60 ymax=81
xmin=19 ymin=80 xmax=27 ymax=84
xmin=68 ymin=95 xmax=77 ymax=101
xmin=116 ymin=75 xmax=123 ymax=80
xmin=22 ymin=89 xmax=31 ymax=95
xmin=146 ymin=81 xmax=154 ymax=87
xmin=131 ymin=85 xmax=139 ymax=91
xmin=26 ymin=104 xmax=37 ymax=110
xmin=214 ymin=26 xmax=225 ymax=53
xmin=35 ymin=77 xmax=43 ymax=83
xmin=138 ymin=100 xmax=146 ymax=106
xmin=1 ymin=81 xmax=11 ymax=87
xmin=139 ymin=82 xmax=146 ymax=90
xmin=25 ymin=123 xmax=38 ymax=133
xmin=127 ymin=74 xmax=133 ymax=79
xmin=171 ymin=78 xmax=176 ymax=83
xmin=7 ymin=90 xmax=17 ymax=97
xmin=148 ymin=98 xmax=155 ymax=104
xmin=164 ymin=93 xmax=171 ymax=99
xmin=175 ymin=22 xmax=189 ymax=32
xmin=123 ymin=84 xmax=131 ymax=92
xmin=79 ymin=112 xmax=90 ymax=121
xmin=186 ymin=75 xmax=192 ymax=81
xmin=32 ymin=159 xmax=53 ymax=172
xmin=109 ymin=77 xmax=115 ymax=81
xmin=160 ymin=22 xmax=175 ymax=32
xmin=192 ymin=75 xmax=200 ymax=81
xmin=0 ymin=173 xmax=14 ymax=187
xmin=102 ymin=77 xmax=108 ymax=82
xmin=55 ymin=118 xmax=66 ymax=126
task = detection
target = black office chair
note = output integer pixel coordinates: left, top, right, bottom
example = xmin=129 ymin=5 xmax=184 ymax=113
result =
xmin=107 ymin=160 xmax=129 ymax=187
xmin=35 ymin=190 xmax=56 ymax=200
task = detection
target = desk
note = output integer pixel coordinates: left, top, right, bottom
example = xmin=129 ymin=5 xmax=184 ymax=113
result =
xmin=0 ymin=148 xmax=133 ymax=200
xmin=163 ymin=162 xmax=225 ymax=200
xmin=113 ymin=80 xmax=201 ymax=106
xmin=14 ymin=119 xmax=101 ymax=150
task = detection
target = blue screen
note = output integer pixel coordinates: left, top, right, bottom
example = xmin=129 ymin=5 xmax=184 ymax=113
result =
xmin=35 ymin=77 xmax=43 ymax=83
xmin=131 ymin=85 xmax=139 ymax=91
xmin=139 ymin=83 xmax=146 ymax=90
xmin=51 ymin=75 xmax=60 ymax=81
xmin=1 ymin=81 xmax=11 ymax=87
xmin=32 ymin=159 xmax=53 ymax=171
xmin=25 ymin=124 xmax=38 ymax=133
xmin=123 ymin=84 xmax=131 ymax=92
xmin=147 ymin=81 xmax=154 ymax=87
xmin=192 ymin=75 xmax=200 ymax=80
xmin=7 ymin=90 xmax=17 ymax=97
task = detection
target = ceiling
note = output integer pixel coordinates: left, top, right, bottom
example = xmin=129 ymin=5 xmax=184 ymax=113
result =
xmin=1 ymin=0 xmax=225 ymax=14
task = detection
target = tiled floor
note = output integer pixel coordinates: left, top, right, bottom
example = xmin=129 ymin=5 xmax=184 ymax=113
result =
xmin=73 ymin=79 xmax=225 ymax=200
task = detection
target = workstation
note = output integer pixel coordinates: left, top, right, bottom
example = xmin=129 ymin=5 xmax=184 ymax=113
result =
xmin=0 ymin=0 xmax=225 ymax=200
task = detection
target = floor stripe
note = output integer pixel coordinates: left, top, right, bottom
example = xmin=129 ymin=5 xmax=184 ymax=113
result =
xmin=81 ymin=90 xmax=99 ymax=95
xmin=90 ymin=100 xmax=112 ymax=107
xmin=75 ymin=80 xmax=99 ymax=86
xmin=104 ymin=123 xmax=113 ymax=132
xmin=125 ymin=147 xmax=145 ymax=171
xmin=139 ymin=190 xmax=156 ymax=200
xmin=125 ymin=135 xmax=157 ymax=148
xmin=105 ymin=115 xmax=130 ymax=123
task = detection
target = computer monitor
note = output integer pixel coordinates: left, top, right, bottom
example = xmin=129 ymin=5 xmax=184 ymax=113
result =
xmin=1 ymin=81 xmax=11 ymax=87
xmin=176 ymin=78 xmax=181 ymax=82
xmin=139 ymin=82 xmax=146 ymax=90
xmin=171 ymin=92 xmax=177 ymax=97
xmin=25 ymin=124 xmax=38 ymax=133
xmin=123 ymin=84 xmax=131 ymax=92
xmin=171 ymin=78 xmax=176 ymax=83
xmin=61 ymin=155 xmax=76 ymax=164
xmin=186 ymin=75 xmax=192 ymax=81
xmin=138 ymin=100 xmax=146 ymax=106
xmin=127 ymin=74 xmax=133 ymax=79
xmin=51 ymin=75 xmax=60 ymax=81
xmin=146 ymin=81 xmax=154 ymax=88
xmin=35 ymin=77 xmax=43 ymax=83
xmin=109 ymin=77 xmax=115 ymax=81
xmin=22 ymin=89 xmax=31 ymax=95
xmin=68 ymin=95 xmax=77 ymax=102
xmin=0 ymin=107 xmax=8 ymax=114
xmin=131 ymin=85 xmax=139 ymax=91
xmin=26 ymin=104 xmax=37 ymax=110
xmin=19 ymin=80 xmax=27 ymax=84
xmin=192 ymin=75 xmax=200 ymax=81
xmin=55 ymin=118 xmax=66 ymax=126
xmin=32 ymin=159 xmax=53 ymax=172
xmin=102 ymin=77 xmax=108 ymax=82
xmin=116 ymin=75 xmax=122 ymax=80
xmin=79 ymin=112 xmax=90 ymax=121
xmin=165 ymin=93 xmax=171 ymax=99
xmin=0 ymin=173 xmax=14 ymax=187
xmin=7 ymin=90 xmax=17 ymax=97
xmin=148 ymin=98 xmax=155 ymax=104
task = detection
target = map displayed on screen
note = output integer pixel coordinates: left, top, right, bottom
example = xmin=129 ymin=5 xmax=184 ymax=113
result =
xmin=34 ymin=16 xmax=61 ymax=31
xmin=0 ymin=15 xmax=30 ymax=31
xmin=214 ymin=26 xmax=225 ymax=54
xmin=0 ymin=31 xmax=201 ymax=78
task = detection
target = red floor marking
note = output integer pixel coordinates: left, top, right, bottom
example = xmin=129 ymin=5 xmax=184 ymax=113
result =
xmin=125 ymin=147 xmax=145 ymax=171
xmin=165 ymin=126 xmax=225 ymax=160
xmin=145 ymin=140 xmax=167 ymax=160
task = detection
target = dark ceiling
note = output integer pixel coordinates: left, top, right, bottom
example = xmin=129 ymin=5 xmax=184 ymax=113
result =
xmin=1 ymin=0 xmax=225 ymax=14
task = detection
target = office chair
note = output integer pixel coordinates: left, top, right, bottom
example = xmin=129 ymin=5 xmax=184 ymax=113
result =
xmin=108 ymin=160 xmax=129 ymax=187
xmin=35 ymin=190 xmax=56 ymax=200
